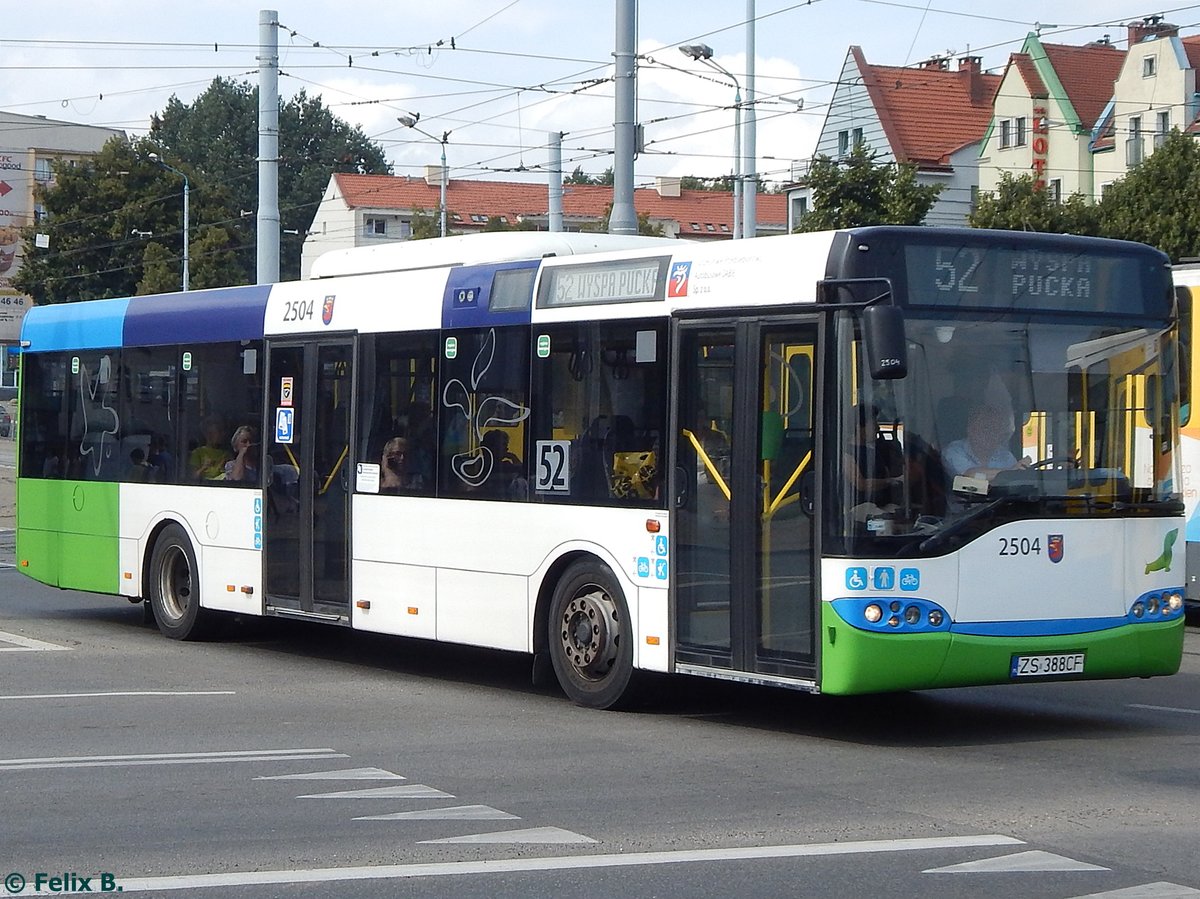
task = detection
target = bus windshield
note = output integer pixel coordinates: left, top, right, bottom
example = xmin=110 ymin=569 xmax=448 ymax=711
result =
xmin=829 ymin=309 xmax=1182 ymax=556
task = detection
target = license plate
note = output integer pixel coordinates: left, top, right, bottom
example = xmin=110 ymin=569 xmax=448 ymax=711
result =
xmin=1010 ymin=652 xmax=1085 ymax=678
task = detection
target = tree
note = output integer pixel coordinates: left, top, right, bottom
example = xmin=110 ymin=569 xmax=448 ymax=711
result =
xmin=679 ymin=175 xmax=734 ymax=192
xmin=15 ymin=136 xmax=238 ymax=304
xmin=149 ymin=78 xmax=390 ymax=280
xmin=969 ymin=172 xmax=1100 ymax=235
xmin=564 ymin=166 xmax=614 ymax=186
xmin=1095 ymin=130 xmax=1200 ymax=260
xmin=794 ymin=144 xmax=943 ymax=231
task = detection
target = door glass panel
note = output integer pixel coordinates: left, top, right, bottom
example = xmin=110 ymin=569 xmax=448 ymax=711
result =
xmin=265 ymin=346 xmax=304 ymax=602
xmin=313 ymin=344 xmax=352 ymax=607
xmin=756 ymin=330 xmax=816 ymax=664
xmin=675 ymin=328 xmax=735 ymax=663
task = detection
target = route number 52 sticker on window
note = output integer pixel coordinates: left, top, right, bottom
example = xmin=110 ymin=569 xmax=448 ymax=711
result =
xmin=535 ymin=440 xmax=571 ymax=493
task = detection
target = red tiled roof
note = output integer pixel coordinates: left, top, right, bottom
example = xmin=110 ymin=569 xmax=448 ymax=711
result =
xmin=1010 ymin=54 xmax=1048 ymax=99
xmin=1040 ymin=42 xmax=1125 ymax=130
xmin=1184 ymin=35 xmax=1200 ymax=70
xmin=852 ymin=47 xmax=1001 ymax=165
xmin=331 ymin=173 xmax=787 ymax=236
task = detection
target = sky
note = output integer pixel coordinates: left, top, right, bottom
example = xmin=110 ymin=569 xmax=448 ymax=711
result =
xmin=3 ymin=1 xmax=1196 ymax=189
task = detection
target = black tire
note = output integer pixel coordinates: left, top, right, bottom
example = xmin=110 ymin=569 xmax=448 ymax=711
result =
xmin=548 ymin=559 xmax=636 ymax=709
xmin=148 ymin=524 xmax=210 ymax=640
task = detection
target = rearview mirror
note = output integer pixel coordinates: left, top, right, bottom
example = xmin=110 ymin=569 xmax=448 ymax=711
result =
xmin=862 ymin=304 xmax=907 ymax=380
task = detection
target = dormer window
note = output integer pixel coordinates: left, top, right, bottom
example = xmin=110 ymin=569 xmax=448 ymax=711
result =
xmin=1143 ymin=55 xmax=1157 ymax=77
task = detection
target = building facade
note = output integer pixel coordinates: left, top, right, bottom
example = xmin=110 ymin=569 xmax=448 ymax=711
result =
xmin=787 ymin=46 xmax=1000 ymax=229
xmin=0 ymin=112 xmax=124 ymax=389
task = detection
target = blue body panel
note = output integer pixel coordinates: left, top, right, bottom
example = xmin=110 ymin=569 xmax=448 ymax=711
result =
xmin=20 ymin=285 xmax=271 ymax=353
xmin=22 ymin=298 xmax=129 ymax=352
xmin=442 ymin=262 xmax=537 ymax=329
xmin=124 ymin=285 xmax=271 ymax=346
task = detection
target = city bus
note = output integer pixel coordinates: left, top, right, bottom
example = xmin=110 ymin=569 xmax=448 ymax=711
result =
xmin=15 ymin=227 xmax=1186 ymax=708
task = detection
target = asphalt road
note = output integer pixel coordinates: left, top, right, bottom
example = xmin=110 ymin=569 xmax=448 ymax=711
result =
xmin=1 ymin=567 xmax=1199 ymax=899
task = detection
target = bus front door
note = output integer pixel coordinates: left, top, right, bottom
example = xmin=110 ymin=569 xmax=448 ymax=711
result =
xmin=264 ymin=340 xmax=354 ymax=620
xmin=673 ymin=321 xmax=818 ymax=681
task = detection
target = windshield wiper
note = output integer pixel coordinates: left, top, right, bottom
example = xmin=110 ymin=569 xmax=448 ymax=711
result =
xmin=918 ymin=492 xmax=1037 ymax=553
xmin=1109 ymin=497 xmax=1185 ymax=513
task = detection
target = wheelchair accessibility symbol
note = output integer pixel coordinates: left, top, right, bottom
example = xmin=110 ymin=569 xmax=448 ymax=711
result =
xmin=845 ymin=567 xmax=868 ymax=591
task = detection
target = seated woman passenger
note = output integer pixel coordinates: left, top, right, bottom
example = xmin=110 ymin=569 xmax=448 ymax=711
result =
xmin=380 ymin=436 xmax=426 ymax=492
xmin=224 ymin=425 xmax=259 ymax=483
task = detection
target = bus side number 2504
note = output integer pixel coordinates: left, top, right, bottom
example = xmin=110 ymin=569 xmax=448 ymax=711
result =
xmin=282 ymin=300 xmax=315 ymax=322
xmin=998 ymin=536 xmax=1041 ymax=556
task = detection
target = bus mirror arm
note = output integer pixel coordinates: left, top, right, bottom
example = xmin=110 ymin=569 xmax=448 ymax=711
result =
xmin=816 ymin=277 xmax=907 ymax=380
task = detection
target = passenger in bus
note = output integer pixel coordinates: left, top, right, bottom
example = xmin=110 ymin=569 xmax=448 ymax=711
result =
xmin=845 ymin=404 xmax=903 ymax=507
xmin=943 ymin=403 xmax=1028 ymax=481
xmin=481 ymin=428 xmax=524 ymax=499
xmin=224 ymin=425 xmax=259 ymax=483
xmin=380 ymin=436 xmax=426 ymax=492
xmin=189 ymin=417 xmax=230 ymax=480
xmin=128 ymin=447 xmax=156 ymax=481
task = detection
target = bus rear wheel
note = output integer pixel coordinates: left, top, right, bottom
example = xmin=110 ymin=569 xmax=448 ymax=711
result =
xmin=148 ymin=524 xmax=210 ymax=640
xmin=548 ymin=560 xmax=635 ymax=709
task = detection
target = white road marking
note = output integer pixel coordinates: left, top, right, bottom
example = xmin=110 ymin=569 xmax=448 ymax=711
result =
xmin=0 ymin=691 xmax=234 ymax=700
xmin=1071 ymin=884 xmax=1200 ymax=897
xmin=925 ymin=850 xmax=1108 ymax=873
xmin=256 ymin=767 xmax=404 ymax=781
xmin=1128 ymin=704 xmax=1200 ymax=716
xmin=298 ymin=784 xmax=453 ymax=800
xmin=0 ymin=748 xmax=347 ymax=772
xmin=420 ymin=826 xmax=596 ymax=844
xmin=89 ymin=834 xmax=1025 ymax=893
xmin=0 ymin=630 xmax=72 ymax=652
xmin=355 ymin=805 xmax=519 ymax=822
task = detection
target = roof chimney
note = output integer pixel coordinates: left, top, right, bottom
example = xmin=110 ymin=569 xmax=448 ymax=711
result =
xmin=656 ymin=175 xmax=681 ymax=198
xmin=424 ymin=165 xmax=446 ymax=188
xmin=957 ymin=55 xmax=986 ymax=105
xmin=921 ymin=56 xmax=950 ymax=71
xmin=1127 ymin=15 xmax=1178 ymax=46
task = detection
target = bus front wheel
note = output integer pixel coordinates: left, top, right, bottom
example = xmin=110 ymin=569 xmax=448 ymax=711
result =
xmin=148 ymin=524 xmax=210 ymax=640
xmin=548 ymin=560 xmax=635 ymax=709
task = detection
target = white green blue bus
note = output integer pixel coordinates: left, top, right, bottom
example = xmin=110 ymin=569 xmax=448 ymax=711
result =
xmin=15 ymin=227 xmax=1186 ymax=707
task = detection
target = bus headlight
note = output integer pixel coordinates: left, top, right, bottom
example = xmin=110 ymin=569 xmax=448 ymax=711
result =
xmin=1132 ymin=601 xmax=1146 ymax=618
xmin=904 ymin=605 xmax=921 ymax=625
xmin=928 ymin=609 xmax=944 ymax=627
xmin=1147 ymin=595 xmax=1160 ymax=615
xmin=1165 ymin=593 xmax=1184 ymax=612
xmin=864 ymin=604 xmax=883 ymax=624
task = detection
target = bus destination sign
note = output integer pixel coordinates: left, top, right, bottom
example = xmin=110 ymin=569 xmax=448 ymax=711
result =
xmin=539 ymin=258 xmax=668 ymax=307
xmin=903 ymin=242 xmax=1163 ymax=316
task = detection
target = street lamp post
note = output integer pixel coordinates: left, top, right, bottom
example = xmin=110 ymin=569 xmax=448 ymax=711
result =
xmin=398 ymin=114 xmax=450 ymax=238
xmin=148 ymin=152 xmax=189 ymax=291
xmin=679 ymin=44 xmax=742 ymax=239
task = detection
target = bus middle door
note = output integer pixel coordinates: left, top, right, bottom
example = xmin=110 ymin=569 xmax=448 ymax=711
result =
xmin=264 ymin=340 xmax=354 ymax=620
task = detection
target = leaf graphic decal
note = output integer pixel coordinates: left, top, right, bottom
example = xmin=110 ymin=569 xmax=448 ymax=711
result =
xmin=450 ymin=449 xmax=492 ymax=487
xmin=442 ymin=377 xmax=471 ymax=422
xmin=470 ymin=328 xmax=496 ymax=390
xmin=475 ymin=396 xmax=530 ymax=440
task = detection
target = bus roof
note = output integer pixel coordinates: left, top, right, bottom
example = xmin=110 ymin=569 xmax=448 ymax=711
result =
xmin=309 ymin=231 xmax=683 ymax=279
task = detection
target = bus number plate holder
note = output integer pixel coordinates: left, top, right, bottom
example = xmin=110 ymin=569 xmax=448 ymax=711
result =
xmin=1010 ymin=652 xmax=1085 ymax=678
